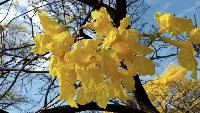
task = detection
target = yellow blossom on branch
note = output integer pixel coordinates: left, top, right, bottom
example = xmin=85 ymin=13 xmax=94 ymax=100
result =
xmin=154 ymin=12 xmax=194 ymax=36
xmin=32 ymin=8 xmax=200 ymax=109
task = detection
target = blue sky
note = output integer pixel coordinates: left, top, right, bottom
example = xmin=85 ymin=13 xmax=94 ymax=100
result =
xmin=144 ymin=0 xmax=200 ymax=25
xmin=141 ymin=0 xmax=200 ymax=79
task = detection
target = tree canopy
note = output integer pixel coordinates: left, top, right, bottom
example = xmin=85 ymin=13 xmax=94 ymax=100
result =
xmin=0 ymin=0 xmax=199 ymax=113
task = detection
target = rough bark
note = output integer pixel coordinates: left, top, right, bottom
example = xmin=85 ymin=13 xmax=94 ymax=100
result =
xmin=133 ymin=75 xmax=159 ymax=113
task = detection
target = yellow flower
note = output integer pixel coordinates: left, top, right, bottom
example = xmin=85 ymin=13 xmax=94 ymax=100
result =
xmin=124 ymin=56 xmax=155 ymax=76
xmin=38 ymin=11 xmax=66 ymax=36
xmin=83 ymin=7 xmax=115 ymax=37
xmin=32 ymin=32 xmax=73 ymax=56
xmin=100 ymin=49 xmax=119 ymax=74
xmin=32 ymin=11 xmax=73 ymax=55
xmin=162 ymin=38 xmax=197 ymax=78
xmin=65 ymin=39 xmax=99 ymax=66
xmin=48 ymin=54 xmax=78 ymax=108
xmin=32 ymin=7 xmax=158 ymax=109
xmin=101 ymin=28 xmax=150 ymax=60
xmin=49 ymin=55 xmax=70 ymax=77
xmin=100 ymin=49 xmax=136 ymax=93
xmin=49 ymin=55 xmax=60 ymax=76
xmin=57 ymin=64 xmax=78 ymax=108
xmin=189 ymin=28 xmax=200 ymax=44
xmin=144 ymin=64 xmax=199 ymax=113
xmin=112 ymin=42 xmax=132 ymax=59
xmin=118 ymin=14 xmax=129 ymax=31
xmin=76 ymin=63 xmax=107 ymax=108
xmin=47 ymin=32 xmax=73 ymax=56
xmin=32 ymin=34 xmax=52 ymax=54
xmin=94 ymin=82 xmax=109 ymax=108
xmin=154 ymin=12 xmax=194 ymax=36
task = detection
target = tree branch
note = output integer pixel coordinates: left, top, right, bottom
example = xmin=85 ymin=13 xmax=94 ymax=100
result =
xmin=43 ymin=102 xmax=144 ymax=113
xmin=44 ymin=77 xmax=57 ymax=108
xmin=0 ymin=0 xmax=10 ymax=6
xmin=76 ymin=0 xmax=116 ymax=19
xmin=134 ymin=75 xmax=159 ymax=113
xmin=0 ymin=109 xmax=8 ymax=113
xmin=114 ymin=0 xmax=127 ymax=26
xmin=150 ymin=53 xmax=177 ymax=60
xmin=0 ymin=68 xmax=49 ymax=73
xmin=5 ymin=1 xmax=61 ymax=27
xmin=0 ymin=54 xmax=46 ymax=100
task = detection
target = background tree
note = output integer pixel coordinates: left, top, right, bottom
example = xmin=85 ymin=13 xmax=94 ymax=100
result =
xmin=0 ymin=0 xmax=152 ymax=112
xmin=144 ymin=63 xmax=200 ymax=113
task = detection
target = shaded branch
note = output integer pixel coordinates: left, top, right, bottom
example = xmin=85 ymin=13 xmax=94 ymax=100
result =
xmin=0 ymin=0 xmax=10 ymax=6
xmin=133 ymin=75 xmax=159 ymax=113
xmin=150 ymin=53 xmax=177 ymax=60
xmin=0 ymin=0 xmax=13 ymax=23
xmin=77 ymin=7 xmax=96 ymax=41
xmin=43 ymin=102 xmax=144 ymax=113
xmin=5 ymin=1 xmax=61 ymax=27
xmin=76 ymin=0 xmax=116 ymax=18
xmin=0 ymin=68 xmax=49 ymax=73
xmin=0 ymin=109 xmax=8 ymax=113
xmin=114 ymin=0 xmax=127 ymax=26
xmin=44 ymin=77 xmax=57 ymax=108
xmin=0 ymin=44 xmax=34 ymax=54
xmin=0 ymin=54 xmax=45 ymax=100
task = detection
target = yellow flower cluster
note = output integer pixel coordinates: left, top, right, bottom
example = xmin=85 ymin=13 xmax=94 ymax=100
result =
xmin=144 ymin=64 xmax=184 ymax=111
xmin=144 ymin=63 xmax=200 ymax=112
xmin=155 ymin=12 xmax=200 ymax=79
xmin=154 ymin=12 xmax=194 ymax=36
xmin=32 ymin=8 xmax=155 ymax=108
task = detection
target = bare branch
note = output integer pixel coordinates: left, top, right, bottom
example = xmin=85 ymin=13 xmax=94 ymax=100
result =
xmin=76 ymin=0 xmax=117 ymax=19
xmin=0 ymin=68 xmax=49 ymax=73
xmin=150 ymin=53 xmax=177 ymax=60
xmin=0 ymin=0 xmax=10 ymax=6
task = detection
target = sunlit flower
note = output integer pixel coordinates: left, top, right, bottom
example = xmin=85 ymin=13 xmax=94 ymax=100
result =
xmin=154 ymin=12 xmax=194 ymax=36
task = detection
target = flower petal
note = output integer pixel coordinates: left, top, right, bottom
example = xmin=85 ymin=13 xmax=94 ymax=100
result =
xmin=38 ymin=11 xmax=66 ymax=36
xmin=177 ymin=48 xmax=197 ymax=70
xmin=133 ymin=56 xmax=155 ymax=75
xmin=118 ymin=15 xmax=129 ymax=30
xmin=154 ymin=12 xmax=194 ymax=36
xmin=32 ymin=34 xmax=51 ymax=54
xmin=189 ymin=28 xmax=200 ymax=44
